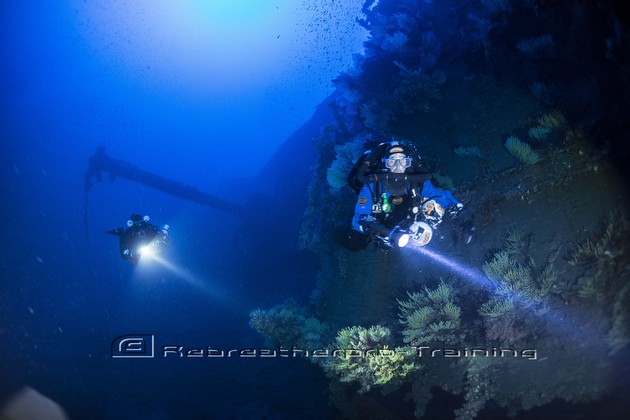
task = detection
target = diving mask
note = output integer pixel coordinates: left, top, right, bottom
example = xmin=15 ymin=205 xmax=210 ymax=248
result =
xmin=384 ymin=153 xmax=412 ymax=171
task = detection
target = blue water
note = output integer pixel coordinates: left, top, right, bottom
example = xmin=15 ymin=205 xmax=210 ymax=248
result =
xmin=0 ymin=1 xmax=363 ymax=418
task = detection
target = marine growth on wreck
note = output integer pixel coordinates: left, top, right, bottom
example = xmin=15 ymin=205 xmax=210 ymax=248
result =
xmin=250 ymin=0 xmax=630 ymax=418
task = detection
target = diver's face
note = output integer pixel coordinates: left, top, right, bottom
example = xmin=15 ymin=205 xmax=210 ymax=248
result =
xmin=387 ymin=153 xmax=410 ymax=174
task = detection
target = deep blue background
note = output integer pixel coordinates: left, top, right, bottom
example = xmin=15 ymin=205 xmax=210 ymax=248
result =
xmin=0 ymin=1 xmax=354 ymax=418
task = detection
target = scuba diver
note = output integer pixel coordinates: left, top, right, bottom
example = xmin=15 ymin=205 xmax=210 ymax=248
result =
xmin=343 ymin=141 xmax=475 ymax=251
xmin=106 ymin=214 xmax=169 ymax=264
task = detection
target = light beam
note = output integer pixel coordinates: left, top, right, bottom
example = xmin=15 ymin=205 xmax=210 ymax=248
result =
xmin=404 ymin=243 xmax=608 ymax=346
xmin=137 ymin=253 xmax=230 ymax=302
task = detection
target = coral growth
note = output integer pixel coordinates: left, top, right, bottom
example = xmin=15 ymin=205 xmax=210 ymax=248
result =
xmin=484 ymin=314 xmax=528 ymax=343
xmin=398 ymin=280 xmax=462 ymax=345
xmin=391 ymin=67 xmax=442 ymax=115
xmin=322 ymin=325 xmax=420 ymax=393
xmin=478 ymin=228 xmax=560 ymax=343
xmin=264 ymin=0 xmax=630 ymax=416
xmin=569 ymin=210 xmax=630 ymax=353
xmin=478 ymin=297 xmax=514 ymax=318
xmin=517 ymin=35 xmax=555 ymax=55
xmin=380 ymin=31 xmax=409 ymax=53
xmin=505 ymin=228 xmax=529 ymax=255
xmin=432 ymin=173 xmax=457 ymax=192
xmin=528 ymin=125 xmax=551 ymax=141
xmin=527 ymin=109 xmax=567 ymax=141
xmin=482 ymin=250 xmax=556 ymax=311
xmin=606 ymin=283 xmax=630 ymax=354
xmin=571 ymin=217 xmax=624 ymax=301
xmin=326 ymin=136 xmax=366 ymax=190
xmin=537 ymin=109 xmax=567 ymax=129
xmin=454 ymin=145 xmax=483 ymax=158
xmin=360 ymin=99 xmax=392 ymax=132
xmin=454 ymin=358 xmax=492 ymax=420
xmin=249 ymin=300 xmax=331 ymax=349
xmin=505 ymin=136 xmax=540 ymax=164
xmin=568 ymin=215 xmax=618 ymax=267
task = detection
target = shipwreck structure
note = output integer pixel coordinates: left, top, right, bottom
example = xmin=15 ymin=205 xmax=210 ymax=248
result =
xmin=83 ymin=147 xmax=244 ymax=235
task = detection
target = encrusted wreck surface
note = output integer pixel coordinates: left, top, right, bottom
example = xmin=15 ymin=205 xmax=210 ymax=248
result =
xmin=250 ymin=0 xmax=630 ymax=416
xmin=308 ymin=139 xmax=629 ymax=418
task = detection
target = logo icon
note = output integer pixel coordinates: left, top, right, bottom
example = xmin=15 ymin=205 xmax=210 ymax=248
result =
xmin=111 ymin=334 xmax=155 ymax=358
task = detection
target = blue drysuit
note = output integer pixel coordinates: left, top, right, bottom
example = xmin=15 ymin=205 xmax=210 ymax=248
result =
xmin=352 ymin=179 xmax=461 ymax=233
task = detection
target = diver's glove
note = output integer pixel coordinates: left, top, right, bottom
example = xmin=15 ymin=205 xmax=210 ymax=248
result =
xmin=459 ymin=220 xmax=476 ymax=245
xmin=451 ymin=204 xmax=476 ymax=245
xmin=357 ymin=214 xmax=377 ymax=234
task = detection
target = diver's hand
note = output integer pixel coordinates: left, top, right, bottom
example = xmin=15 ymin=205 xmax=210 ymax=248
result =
xmin=460 ymin=220 xmax=476 ymax=245
xmin=451 ymin=205 xmax=475 ymax=245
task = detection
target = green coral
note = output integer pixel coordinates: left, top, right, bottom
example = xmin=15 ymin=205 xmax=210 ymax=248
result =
xmin=426 ymin=281 xmax=452 ymax=304
xmin=505 ymin=136 xmax=540 ymax=165
xmin=479 ymin=229 xmax=562 ymax=342
xmin=528 ymin=125 xmax=551 ymax=141
xmin=249 ymin=300 xmax=331 ymax=349
xmin=505 ymin=228 xmax=528 ymax=255
xmin=324 ymin=325 xmax=421 ymax=393
xmin=537 ymin=109 xmax=567 ymax=129
xmin=249 ymin=307 xmax=303 ymax=348
xmin=432 ymin=173 xmax=457 ymax=192
xmin=478 ymin=298 xmax=514 ymax=318
xmin=567 ymin=212 xmax=630 ymax=355
xmin=442 ymin=301 xmax=462 ymax=320
xmin=569 ymin=211 xmax=628 ymax=304
xmin=398 ymin=280 xmax=462 ymax=345
xmin=302 ymin=316 xmax=331 ymax=350
xmin=481 ymin=250 xmax=556 ymax=310
xmin=454 ymin=145 xmax=483 ymax=158
xmin=568 ymin=216 xmax=617 ymax=266
xmin=537 ymin=265 xmax=557 ymax=297
xmin=576 ymin=276 xmax=605 ymax=301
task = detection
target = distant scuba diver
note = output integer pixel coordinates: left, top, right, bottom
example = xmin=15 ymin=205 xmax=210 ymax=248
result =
xmin=342 ymin=141 xmax=475 ymax=251
xmin=106 ymin=214 xmax=169 ymax=264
